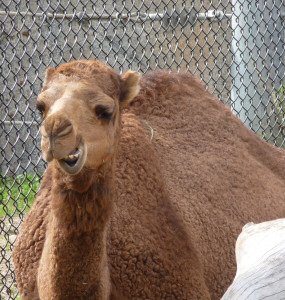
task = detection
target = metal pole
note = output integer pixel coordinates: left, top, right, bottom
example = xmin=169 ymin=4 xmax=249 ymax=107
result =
xmin=231 ymin=0 xmax=285 ymax=140
xmin=231 ymin=0 xmax=284 ymax=140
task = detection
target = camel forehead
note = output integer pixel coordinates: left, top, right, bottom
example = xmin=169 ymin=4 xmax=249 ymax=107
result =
xmin=42 ymin=80 xmax=87 ymax=98
xmin=46 ymin=84 xmax=88 ymax=116
xmin=40 ymin=79 xmax=107 ymax=102
xmin=39 ymin=80 xmax=115 ymax=118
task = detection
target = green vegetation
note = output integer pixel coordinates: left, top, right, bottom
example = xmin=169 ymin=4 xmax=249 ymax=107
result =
xmin=0 ymin=282 xmax=21 ymax=300
xmin=263 ymin=82 xmax=285 ymax=147
xmin=0 ymin=173 xmax=42 ymax=218
xmin=274 ymin=83 xmax=285 ymax=121
xmin=8 ymin=285 xmax=21 ymax=300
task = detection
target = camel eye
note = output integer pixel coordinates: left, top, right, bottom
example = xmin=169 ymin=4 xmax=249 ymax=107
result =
xmin=36 ymin=102 xmax=45 ymax=117
xmin=95 ymin=104 xmax=113 ymax=120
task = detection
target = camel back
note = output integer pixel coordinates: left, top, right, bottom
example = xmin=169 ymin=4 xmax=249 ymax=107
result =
xmin=128 ymin=71 xmax=285 ymax=298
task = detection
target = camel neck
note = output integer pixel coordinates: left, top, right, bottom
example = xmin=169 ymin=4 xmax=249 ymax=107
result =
xmin=38 ymin=219 xmax=111 ymax=299
xmin=51 ymin=163 xmax=113 ymax=233
xmin=37 ymin=165 xmax=112 ymax=299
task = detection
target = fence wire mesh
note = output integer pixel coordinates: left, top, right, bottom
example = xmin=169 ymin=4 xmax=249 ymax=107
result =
xmin=0 ymin=0 xmax=284 ymax=299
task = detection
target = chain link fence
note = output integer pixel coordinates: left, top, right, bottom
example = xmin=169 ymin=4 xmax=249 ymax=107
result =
xmin=0 ymin=0 xmax=284 ymax=299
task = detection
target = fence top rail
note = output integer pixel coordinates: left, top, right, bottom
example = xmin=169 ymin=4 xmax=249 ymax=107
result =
xmin=0 ymin=9 xmax=234 ymax=23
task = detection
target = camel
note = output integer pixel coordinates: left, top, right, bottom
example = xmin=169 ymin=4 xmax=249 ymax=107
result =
xmin=13 ymin=60 xmax=285 ymax=300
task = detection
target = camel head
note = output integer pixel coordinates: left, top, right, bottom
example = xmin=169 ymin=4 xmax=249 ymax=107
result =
xmin=37 ymin=60 xmax=140 ymax=175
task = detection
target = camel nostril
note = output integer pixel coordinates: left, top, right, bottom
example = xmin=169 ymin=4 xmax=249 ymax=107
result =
xmin=56 ymin=123 xmax=73 ymax=138
xmin=41 ymin=116 xmax=75 ymax=162
xmin=53 ymin=119 xmax=73 ymax=138
xmin=41 ymin=138 xmax=53 ymax=162
xmin=44 ymin=117 xmax=73 ymax=139
xmin=44 ymin=150 xmax=54 ymax=163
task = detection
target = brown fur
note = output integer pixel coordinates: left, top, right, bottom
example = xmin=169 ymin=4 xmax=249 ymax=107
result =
xmin=13 ymin=60 xmax=285 ymax=300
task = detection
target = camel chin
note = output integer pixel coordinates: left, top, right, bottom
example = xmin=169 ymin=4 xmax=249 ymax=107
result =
xmin=57 ymin=141 xmax=87 ymax=175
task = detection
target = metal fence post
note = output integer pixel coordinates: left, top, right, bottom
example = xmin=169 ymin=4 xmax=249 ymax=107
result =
xmin=231 ymin=0 xmax=285 ymax=143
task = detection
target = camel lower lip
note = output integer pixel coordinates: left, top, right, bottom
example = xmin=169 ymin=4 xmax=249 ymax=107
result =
xmin=57 ymin=143 xmax=87 ymax=175
xmin=63 ymin=157 xmax=79 ymax=167
xmin=62 ymin=148 xmax=80 ymax=166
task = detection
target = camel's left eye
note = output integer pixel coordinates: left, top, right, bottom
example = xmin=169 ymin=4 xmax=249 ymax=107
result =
xmin=95 ymin=104 xmax=113 ymax=120
xmin=36 ymin=102 xmax=45 ymax=117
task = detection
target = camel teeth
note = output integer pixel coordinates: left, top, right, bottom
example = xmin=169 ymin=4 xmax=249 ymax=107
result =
xmin=68 ymin=153 xmax=79 ymax=160
xmin=62 ymin=152 xmax=79 ymax=161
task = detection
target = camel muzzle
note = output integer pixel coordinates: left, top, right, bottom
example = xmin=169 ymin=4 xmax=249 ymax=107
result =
xmin=41 ymin=114 xmax=79 ymax=164
xmin=57 ymin=142 xmax=87 ymax=175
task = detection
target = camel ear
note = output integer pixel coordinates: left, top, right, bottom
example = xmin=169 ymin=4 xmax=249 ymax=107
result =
xmin=119 ymin=71 xmax=140 ymax=107
xmin=42 ymin=67 xmax=55 ymax=89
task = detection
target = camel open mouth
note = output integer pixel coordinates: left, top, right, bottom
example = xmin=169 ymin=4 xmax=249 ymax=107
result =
xmin=57 ymin=142 xmax=87 ymax=175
